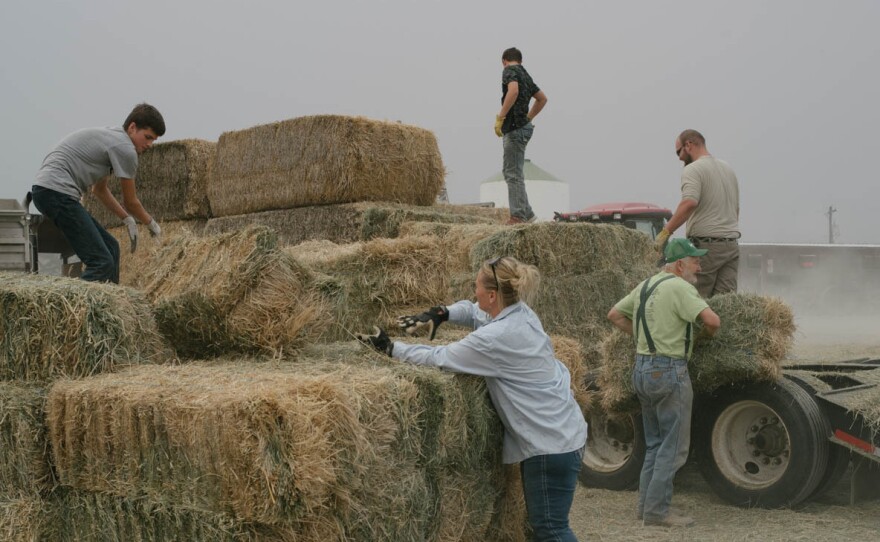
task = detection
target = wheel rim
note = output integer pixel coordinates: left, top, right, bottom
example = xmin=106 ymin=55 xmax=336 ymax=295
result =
xmin=711 ymin=400 xmax=791 ymax=489
xmin=583 ymin=412 xmax=636 ymax=473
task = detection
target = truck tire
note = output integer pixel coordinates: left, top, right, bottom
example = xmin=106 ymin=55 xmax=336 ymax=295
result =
xmin=695 ymin=378 xmax=829 ymax=508
xmin=579 ymin=410 xmax=645 ymax=490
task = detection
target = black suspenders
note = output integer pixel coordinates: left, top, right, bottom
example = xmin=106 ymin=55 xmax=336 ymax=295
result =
xmin=634 ymin=276 xmax=692 ymax=360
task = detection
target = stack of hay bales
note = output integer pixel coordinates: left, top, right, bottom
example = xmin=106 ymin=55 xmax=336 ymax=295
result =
xmin=207 ymin=115 xmax=445 ymax=217
xmin=84 ymin=139 xmax=215 ymax=227
xmin=598 ymin=293 xmax=796 ymax=412
xmin=0 ymin=272 xmax=172 ymax=541
xmin=133 ymin=226 xmax=326 ymax=357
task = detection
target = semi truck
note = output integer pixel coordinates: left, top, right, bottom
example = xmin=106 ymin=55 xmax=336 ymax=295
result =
xmin=556 ymin=202 xmax=880 ymax=507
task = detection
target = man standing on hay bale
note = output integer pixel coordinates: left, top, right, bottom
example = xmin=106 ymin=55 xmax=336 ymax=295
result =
xmin=607 ymin=238 xmax=720 ymax=528
xmin=359 ymin=256 xmax=587 ymax=541
xmin=31 ymin=103 xmax=165 ymax=283
xmin=655 ymin=129 xmax=740 ymax=298
xmin=495 ymin=47 xmax=547 ymax=225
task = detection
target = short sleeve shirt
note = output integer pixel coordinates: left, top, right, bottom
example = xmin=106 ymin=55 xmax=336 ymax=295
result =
xmin=681 ymin=155 xmax=740 ymax=238
xmin=615 ymin=272 xmax=709 ymax=359
xmin=501 ymin=65 xmax=540 ymax=134
xmin=33 ymin=127 xmax=138 ymax=199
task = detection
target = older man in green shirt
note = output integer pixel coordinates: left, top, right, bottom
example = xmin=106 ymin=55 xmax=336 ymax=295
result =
xmin=608 ymin=238 xmax=721 ymax=528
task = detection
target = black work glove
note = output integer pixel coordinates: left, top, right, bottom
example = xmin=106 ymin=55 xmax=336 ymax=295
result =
xmin=396 ymin=305 xmax=449 ymax=340
xmin=356 ymin=326 xmax=394 ymax=357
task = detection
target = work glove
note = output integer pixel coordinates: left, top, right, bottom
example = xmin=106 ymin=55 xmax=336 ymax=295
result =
xmin=494 ymin=115 xmax=505 ymax=137
xmin=356 ymin=326 xmax=394 ymax=357
xmin=147 ymin=219 xmax=162 ymax=238
xmin=397 ymin=305 xmax=449 ymax=340
xmin=654 ymin=229 xmax=670 ymax=254
xmin=123 ymin=216 xmax=138 ymax=254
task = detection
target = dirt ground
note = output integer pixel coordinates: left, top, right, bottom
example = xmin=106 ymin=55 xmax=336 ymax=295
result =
xmin=569 ymin=318 xmax=880 ymax=541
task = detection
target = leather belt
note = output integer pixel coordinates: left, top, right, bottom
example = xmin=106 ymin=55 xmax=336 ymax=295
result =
xmin=689 ymin=236 xmax=738 ymax=243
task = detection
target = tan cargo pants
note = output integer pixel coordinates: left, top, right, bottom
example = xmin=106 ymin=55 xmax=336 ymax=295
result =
xmin=690 ymin=239 xmax=739 ymax=298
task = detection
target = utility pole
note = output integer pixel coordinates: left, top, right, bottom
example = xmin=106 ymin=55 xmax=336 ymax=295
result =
xmin=826 ymin=206 xmax=837 ymax=244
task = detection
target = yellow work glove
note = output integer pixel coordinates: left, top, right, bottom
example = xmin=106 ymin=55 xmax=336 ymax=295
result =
xmin=654 ymin=229 xmax=670 ymax=254
xmin=494 ymin=115 xmax=505 ymax=137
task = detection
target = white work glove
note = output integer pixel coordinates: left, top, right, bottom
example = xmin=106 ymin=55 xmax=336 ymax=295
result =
xmin=123 ymin=216 xmax=138 ymax=254
xmin=147 ymin=219 xmax=162 ymax=238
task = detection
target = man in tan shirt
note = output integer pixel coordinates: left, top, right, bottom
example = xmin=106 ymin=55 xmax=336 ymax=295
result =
xmin=654 ymin=130 xmax=740 ymax=298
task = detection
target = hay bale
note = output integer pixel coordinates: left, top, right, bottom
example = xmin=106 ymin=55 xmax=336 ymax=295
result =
xmin=0 ymin=496 xmax=47 ymax=542
xmin=105 ymin=219 xmax=208 ymax=288
xmin=284 ymin=236 xmax=451 ymax=341
xmin=84 ymin=139 xmax=215 ymax=225
xmin=204 ymin=201 xmax=503 ymax=246
xmin=46 ymin=353 xmax=509 ymax=538
xmin=0 ymin=384 xmax=52 ymax=496
xmin=208 ymin=115 xmax=445 ymax=217
xmin=803 ymin=367 xmax=880 ymax=433
xmin=470 ymin=222 xmax=657 ymax=276
xmin=598 ymin=293 xmax=796 ymax=412
xmin=401 ymin=222 xmax=507 ymax=274
xmin=138 ymin=226 xmax=326 ymax=357
xmin=0 ymin=272 xmax=169 ymax=381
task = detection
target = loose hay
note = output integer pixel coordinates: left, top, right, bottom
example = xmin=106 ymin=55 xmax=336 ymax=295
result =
xmin=0 ymin=383 xmax=52 ymax=496
xmin=84 ymin=139 xmax=215 ymax=225
xmin=0 ymin=496 xmax=46 ymax=542
xmin=137 ymin=226 xmax=326 ymax=357
xmin=204 ymin=201 xmax=504 ymax=246
xmin=208 ymin=115 xmax=445 ymax=216
xmin=0 ymin=272 xmax=169 ymax=380
xmin=599 ymin=293 xmax=796 ymax=412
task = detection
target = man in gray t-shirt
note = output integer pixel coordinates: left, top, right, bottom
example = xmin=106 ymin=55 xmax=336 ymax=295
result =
xmin=31 ymin=103 xmax=166 ymax=283
xmin=654 ymin=130 xmax=740 ymax=298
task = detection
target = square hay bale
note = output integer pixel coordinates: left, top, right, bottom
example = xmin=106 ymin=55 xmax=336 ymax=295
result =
xmin=0 ymin=496 xmax=47 ymax=542
xmin=105 ymin=219 xmax=207 ymax=288
xmin=83 ymin=139 xmax=215 ymax=225
xmin=284 ymin=236 xmax=451 ymax=341
xmin=208 ymin=115 xmax=445 ymax=217
xmin=598 ymin=293 xmax=796 ymax=412
xmin=46 ymin=354 xmax=510 ymax=538
xmin=203 ymin=201 xmax=503 ymax=247
xmin=0 ymin=383 xmax=52 ymax=496
xmin=0 ymin=272 xmax=170 ymax=381
xmin=137 ymin=226 xmax=327 ymax=357
xmin=401 ymin=222 xmax=507 ymax=274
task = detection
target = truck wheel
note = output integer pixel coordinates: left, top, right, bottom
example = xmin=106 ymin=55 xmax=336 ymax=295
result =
xmin=579 ymin=410 xmax=645 ymax=490
xmin=695 ymin=378 xmax=829 ymax=507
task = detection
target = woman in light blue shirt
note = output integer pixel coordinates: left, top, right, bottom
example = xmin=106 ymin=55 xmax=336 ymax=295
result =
xmin=358 ymin=256 xmax=587 ymax=541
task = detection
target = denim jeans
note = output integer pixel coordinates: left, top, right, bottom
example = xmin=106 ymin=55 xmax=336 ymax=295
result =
xmin=31 ymin=186 xmax=120 ymax=283
xmin=632 ymin=354 xmax=693 ymax=522
xmin=521 ymin=447 xmax=583 ymax=542
xmin=502 ymin=123 xmax=535 ymax=221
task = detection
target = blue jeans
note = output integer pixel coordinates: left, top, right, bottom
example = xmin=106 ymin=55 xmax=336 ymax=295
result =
xmin=31 ymin=186 xmax=120 ymax=283
xmin=502 ymin=123 xmax=535 ymax=221
xmin=521 ymin=447 xmax=582 ymax=542
xmin=632 ymin=354 xmax=693 ymax=522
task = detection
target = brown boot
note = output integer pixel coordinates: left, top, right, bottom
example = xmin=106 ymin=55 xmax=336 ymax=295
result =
xmin=643 ymin=511 xmax=695 ymax=528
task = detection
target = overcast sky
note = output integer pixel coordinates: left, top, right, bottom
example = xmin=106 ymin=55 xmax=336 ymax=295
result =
xmin=2 ymin=0 xmax=877 ymax=244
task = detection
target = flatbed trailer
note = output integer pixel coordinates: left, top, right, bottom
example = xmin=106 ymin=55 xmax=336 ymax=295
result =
xmin=580 ymin=358 xmax=880 ymax=507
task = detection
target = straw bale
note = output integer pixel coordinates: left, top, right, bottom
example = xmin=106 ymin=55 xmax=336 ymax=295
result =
xmin=0 ymin=496 xmax=47 ymax=542
xmin=83 ymin=139 xmax=215 ymax=225
xmin=287 ymin=236 xmax=452 ymax=341
xmin=470 ymin=222 xmax=657 ymax=276
xmin=136 ymin=226 xmax=326 ymax=357
xmin=204 ymin=201 xmax=503 ymax=246
xmin=0 ymin=383 xmax=52 ymax=496
xmin=105 ymin=219 xmax=208 ymax=288
xmin=0 ymin=272 xmax=169 ymax=381
xmin=401 ymin=222 xmax=507 ymax=274
xmin=208 ymin=115 xmax=445 ymax=216
xmin=598 ymin=293 xmax=796 ymax=412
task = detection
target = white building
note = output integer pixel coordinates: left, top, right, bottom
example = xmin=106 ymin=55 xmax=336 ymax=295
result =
xmin=479 ymin=159 xmax=570 ymax=221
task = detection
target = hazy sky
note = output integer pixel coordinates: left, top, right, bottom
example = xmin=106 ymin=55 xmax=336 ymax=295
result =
xmin=2 ymin=0 xmax=878 ymax=244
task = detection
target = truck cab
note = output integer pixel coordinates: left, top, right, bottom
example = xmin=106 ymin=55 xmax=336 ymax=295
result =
xmin=554 ymin=202 xmax=671 ymax=240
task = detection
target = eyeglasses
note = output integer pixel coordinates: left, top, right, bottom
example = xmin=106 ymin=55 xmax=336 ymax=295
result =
xmin=675 ymin=142 xmax=687 ymax=157
xmin=487 ymin=257 xmax=502 ymax=290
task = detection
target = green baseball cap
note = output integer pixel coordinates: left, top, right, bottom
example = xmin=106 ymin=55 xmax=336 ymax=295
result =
xmin=664 ymin=237 xmax=708 ymax=263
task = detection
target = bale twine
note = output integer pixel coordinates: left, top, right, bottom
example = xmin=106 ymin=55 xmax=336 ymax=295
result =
xmin=598 ymin=293 xmax=796 ymax=412
xmin=0 ymin=272 xmax=169 ymax=381
xmin=137 ymin=226 xmax=326 ymax=357
xmin=84 ymin=139 xmax=215 ymax=225
xmin=208 ymin=115 xmax=445 ymax=217
xmin=0 ymin=384 xmax=52 ymax=497
xmin=204 ymin=201 xmax=503 ymax=247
